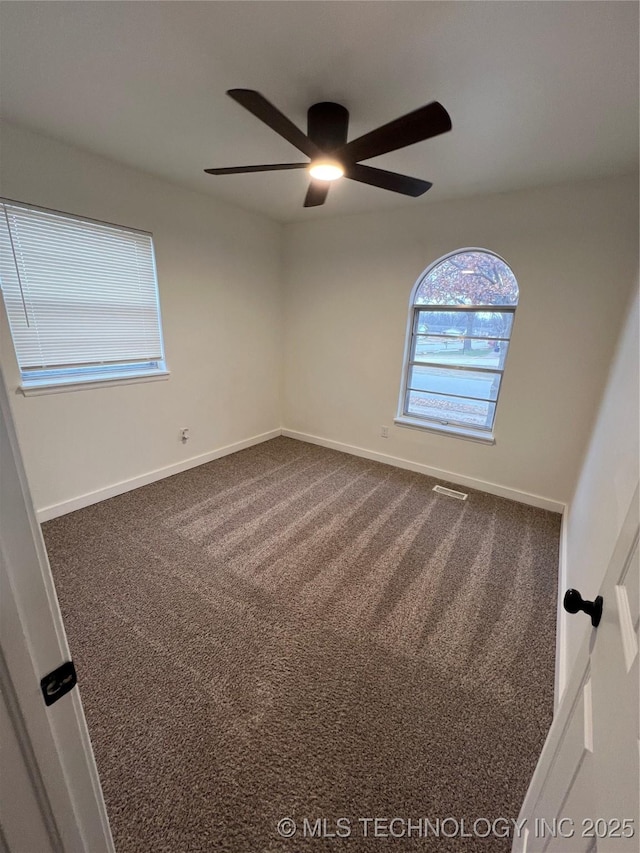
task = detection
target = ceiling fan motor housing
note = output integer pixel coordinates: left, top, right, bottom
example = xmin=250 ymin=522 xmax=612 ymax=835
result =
xmin=307 ymin=102 xmax=349 ymax=152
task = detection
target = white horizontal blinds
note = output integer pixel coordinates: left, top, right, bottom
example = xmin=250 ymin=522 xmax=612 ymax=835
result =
xmin=0 ymin=202 xmax=163 ymax=372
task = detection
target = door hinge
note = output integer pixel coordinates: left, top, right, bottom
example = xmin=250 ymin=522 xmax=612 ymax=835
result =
xmin=40 ymin=660 xmax=77 ymax=706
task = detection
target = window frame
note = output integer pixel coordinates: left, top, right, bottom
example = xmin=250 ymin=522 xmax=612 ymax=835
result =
xmin=395 ymin=248 xmax=518 ymax=443
xmin=0 ymin=198 xmax=169 ymax=395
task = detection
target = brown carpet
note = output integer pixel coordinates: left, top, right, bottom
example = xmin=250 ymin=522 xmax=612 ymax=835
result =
xmin=43 ymin=437 xmax=560 ymax=852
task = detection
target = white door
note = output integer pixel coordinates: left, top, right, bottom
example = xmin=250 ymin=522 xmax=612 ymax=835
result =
xmin=514 ymin=486 xmax=639 ymax=852
xmin=0 ymin=364 xmax=114 ymax=852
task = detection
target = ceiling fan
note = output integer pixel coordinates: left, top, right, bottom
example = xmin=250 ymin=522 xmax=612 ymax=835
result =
xmin=204 ymin=89 xmax=452 ymax=208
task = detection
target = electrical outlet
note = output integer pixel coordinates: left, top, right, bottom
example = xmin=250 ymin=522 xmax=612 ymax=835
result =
xmin=180 ymin=428 xmax=190 ymax=443
xmin=380 ymin=425 xmax=389 ymax=438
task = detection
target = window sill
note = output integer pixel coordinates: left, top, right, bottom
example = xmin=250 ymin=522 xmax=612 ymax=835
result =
xmin=19 ymin=370 xmax=170 ymax=397
xmin=394 ymin=416 xmax=496 ymax=445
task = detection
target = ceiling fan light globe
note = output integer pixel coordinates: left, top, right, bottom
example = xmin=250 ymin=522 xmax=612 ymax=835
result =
xmin=308 ymin=161 xmax=344 ymax=181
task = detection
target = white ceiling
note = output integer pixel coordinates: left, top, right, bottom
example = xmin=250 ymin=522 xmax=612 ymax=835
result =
xmin=0 ymin=1 xmax=637 ymax=223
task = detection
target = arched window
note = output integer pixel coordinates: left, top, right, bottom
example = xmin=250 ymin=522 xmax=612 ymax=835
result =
xmin=396 ymin=249 xmax=519 ymax=441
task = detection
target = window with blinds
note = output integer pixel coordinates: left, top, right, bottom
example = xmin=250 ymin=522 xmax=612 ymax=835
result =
xmin=0 ymin=200 xmax=167 ymax=392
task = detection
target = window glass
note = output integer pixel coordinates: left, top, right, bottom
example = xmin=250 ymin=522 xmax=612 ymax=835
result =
xmin=414 ymin=251 xmax=518 ymax=306
xmin=398 ymin=250 xmax=518 ymax=438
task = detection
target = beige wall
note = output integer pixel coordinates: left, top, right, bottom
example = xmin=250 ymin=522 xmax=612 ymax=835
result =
xmin=1 ymin=122 xmax=637 ymax=516
xmin=0 ymin=122 xmax=283 ymax=513
xmin=282 ymin=175 xmax=638 ymax=505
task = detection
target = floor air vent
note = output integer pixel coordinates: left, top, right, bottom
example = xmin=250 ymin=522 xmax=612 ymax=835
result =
xmin=433 ymin=484 xmax=468 ymax=500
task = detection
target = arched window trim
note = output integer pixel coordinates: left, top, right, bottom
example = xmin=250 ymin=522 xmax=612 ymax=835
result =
xmin=395 ymin=247 xmax=519 ymax=444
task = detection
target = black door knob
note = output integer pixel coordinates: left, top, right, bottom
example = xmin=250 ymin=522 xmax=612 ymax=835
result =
xmin=563 ymin=589 xmax=603 ymax=627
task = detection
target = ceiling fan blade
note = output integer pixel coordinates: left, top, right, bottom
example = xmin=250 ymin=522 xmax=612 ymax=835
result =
xmin=303 ymin=180 xmax=330 ymax=207
xmin=338 ymin=101 xmax=451 ymax=163
xmin=227 ymin=89 xmax=321 ymax=160
xmin=204 ymin=163 xmax=308 ymax=175
xmin=345 ymin=163 xmax=432 ymax=197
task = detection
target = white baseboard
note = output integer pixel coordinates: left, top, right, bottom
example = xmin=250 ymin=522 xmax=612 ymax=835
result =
xmin=38 ymin=425 xmax=566 ymax=520
xmin=282 ymin=428 xmax=566 ymax=514
xmin=37 ymin=428 xmax=282 ymax=522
